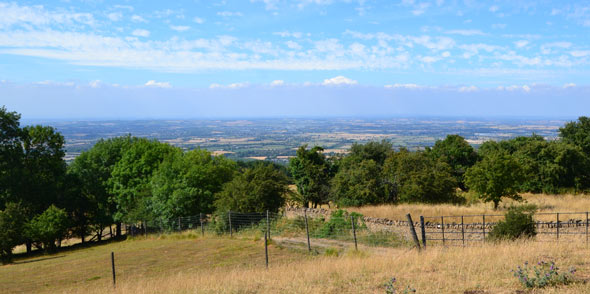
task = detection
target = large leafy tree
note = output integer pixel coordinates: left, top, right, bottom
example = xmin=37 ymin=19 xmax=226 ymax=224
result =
xmin=465 ymin=151 xmax=524 ymax=209
xmin=109 ymin=138 xmax=179 ymax=223
xmin=0 ymin=107 xmax=23 ymax=210
xmin=331 ymin=159 xmax=383 ymax=206
xmin=560 ymin=116 xmax=590 ymax=156
xmin=289 ymin=145 xmax=334 ymax=208
xmin=428 ymin=134 xmax=478 ymax=191
xmin=68 ymin=136 xmax=137 ymax=237
xmin=150 ymin=149 xmax=236 ymax=225
xmin=215 ymin=163 xmax=289 ymax=213
xmin=330 ymin=141 xmax=394 ymax=206
xmin=383 ymin=149 xmax=457 ymax=203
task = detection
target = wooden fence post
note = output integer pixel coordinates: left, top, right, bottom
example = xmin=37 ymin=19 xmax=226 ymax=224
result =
xmin=461 ymin=216 xmax=465 ymax=246
xmin=586 ymin=212 xmax=589 ymax=246
xmin=482 ymin=214 xmax=486 ymax=240
xmin=264 ymin=231 xmax=269 ymax=269
xmin=420 ymin=216 xmax=426 ymax=249
xmin=351 ymin=215 xmax=358 ymax=251
xmin=406 ymin=214 xmax=421 ymax=251
xmin=266 ymin=210 xmax=270 ymax=241
xmin=556 ymin=213 xmax=560 ymax=240
xmin=229 ymin=211 xmax=232 ymax=237
xmin=441 ymin=216 xmax=445 ymax=245
xmin=304 ymin=210 xmax=311 ymax=252
xmin=111 ymin=252 xmax=116 ymax=288
xmin=200 ymin=213 xmax=204 ymax=236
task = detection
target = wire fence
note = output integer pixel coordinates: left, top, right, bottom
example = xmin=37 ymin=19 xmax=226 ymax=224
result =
xmin=421 ymin=211 xmax=590 ymax=246
xmin=122 ymin=209 xmax=590 ymax=261
xmin=123 ymin=209 xmax=411 ymax=264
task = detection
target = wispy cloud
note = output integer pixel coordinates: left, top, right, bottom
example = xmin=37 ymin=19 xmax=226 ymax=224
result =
xmin=132 ymin=29 xmax=150 ymax=37
xmin=322 ymin=76 xmax=357 ymax=86
xmin=145 ymin=80 xmax=171 ymax=88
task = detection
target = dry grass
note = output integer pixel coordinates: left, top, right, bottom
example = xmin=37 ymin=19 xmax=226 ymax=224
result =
xmin=63 ymin=239 xmax=590 ymax=294
xmin=348 ymin=193 xmax=590 ymax=221
xmin=3 ymin=230 xmax=590 ymax=294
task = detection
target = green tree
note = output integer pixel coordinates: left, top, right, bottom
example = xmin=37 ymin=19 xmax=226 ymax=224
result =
xmin=0 ymin=203 xmax=27 ymax=264
xmin=428 ymin=134 xmax=478 ymax=191
xmin=465 ymin=151 xmax=524 ymax=209
xmin=109 ymin=138 xmax=179 ymax=223
xmin=215 ymin=163 xmax=289 ymax=213
xmin=383 ymin=149 xmax=457 ymax=203
xmin=330 ymin=141 xmax=394 ymax=206
xmin=150 ymin=149 xmax=236 ymax=226
xmin=331 ymin=159 xmax=383 ymax=206
xmin=0 ymin=106 xmax=23 ymax=210
xmin=289 ymin=145 xmax=334 ymax=207
xmin=560 ymin=116 xmax=590 ymax=156
xmin=25 ymin=205 xmax=70 ymax=252
xmin=68 ymin=136 xmax=137 ymax=237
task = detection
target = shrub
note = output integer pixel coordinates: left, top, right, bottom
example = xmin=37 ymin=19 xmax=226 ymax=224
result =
xmin=488 ymin=205 xmax=537 ymax=241
xmin=25 ymin=205 xmax=70 ymax=252
xmin=315 ymin=210 xmax=364 ymax=239
xmin=512 ymin=260 xmax=576 ymax=288
xmin=0 ymin=203 xmax=27 ymax=264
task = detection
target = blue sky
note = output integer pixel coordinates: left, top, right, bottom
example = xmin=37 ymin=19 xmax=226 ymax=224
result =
xmin=0 ymin=0 xmax=589 ymax=119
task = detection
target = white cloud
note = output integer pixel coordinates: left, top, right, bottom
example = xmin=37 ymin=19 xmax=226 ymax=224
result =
xmin=499 ymin=85 xmax=531 ymax=92
xmin=270 ymin=80 xmax=284 ymax=86
xmin=0 ymin=2 xmax=95 ymax=29
xmin=384 ymin=83 xmax=422 ymax=89
xmin=132 ymin=29 xmax=150 ymax=37
xmin=514 ymin=40 xmax=529 ymax=48
xmin=193 ymin=17 xmax=205 ymax=24
xmin=217 ymin=11 xmax=243 ymax=17
xmin=210 ymin=82 xmax=249 ymax=89
xmin=89 ymin=80 xmax=101 ymax=88
xmin=563 ymin=83 xmax=576 ymax=88
xmin=322 ymin=76 xmax=357 ymax=86
xmin=131 ymin=15 xmax=147 ymax=22
xmin=492 ymin=23 xmax=507 ymax=29
xmin=170 ymin=25 xmax=190 ymax=32
xmin=412 ymin=3 xmax=430 ymax=16
xmin=441 ymin=51 xmax=451 ymax=57
xmin=145 ymin=80 xmax=171 ymax=88
xmin=285 ymin=40 xmax=302 ymax=50
xmin=489 ymin=6 xmax=499 ymax=13
xmin=458 ymin=85 xmax=478 ymax=92
xmin=108 ymin=12 xmax=123 ymax=22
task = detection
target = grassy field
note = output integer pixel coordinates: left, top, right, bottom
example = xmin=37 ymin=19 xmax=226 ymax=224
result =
xmin=2 ymin=230 xmax=590 ymax=293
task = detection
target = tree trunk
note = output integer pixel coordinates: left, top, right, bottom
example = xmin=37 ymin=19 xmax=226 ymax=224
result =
xmin=109 ymin=225 xmax=113 ymax=239
xmin=493 ymin=200 xmax=499 ymax=209
xmin=26 ymin=240 xmax=32 ymax=253
xmin=116 ymin=222 xmax=122 ymax=237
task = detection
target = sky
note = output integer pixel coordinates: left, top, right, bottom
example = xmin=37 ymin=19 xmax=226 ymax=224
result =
xmin=0 ymin=0 xmax=589 ymax=119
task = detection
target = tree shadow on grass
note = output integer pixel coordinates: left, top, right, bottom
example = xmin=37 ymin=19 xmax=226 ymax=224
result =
xmin=12 ymin=255 xmax=66 ymax=264
xmin=9 ymin=235 xmax=128 ymax=265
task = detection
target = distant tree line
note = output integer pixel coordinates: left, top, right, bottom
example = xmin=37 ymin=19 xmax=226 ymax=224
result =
xmin=290 ymin=119 xmax=590 ymax=209
xmin=2 ymin=104 xmax=590 ymax=263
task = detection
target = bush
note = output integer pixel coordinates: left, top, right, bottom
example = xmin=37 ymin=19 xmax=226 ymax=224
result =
xmin=315 ymin=210 xmax=364 ymax=239
xmin=25 ymin=205 xmax=70 ymax=252
xmin=512 ymin=260 xmax=576 ymax=288
xmin=488 ymin=205 xmax=537 ymax=241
